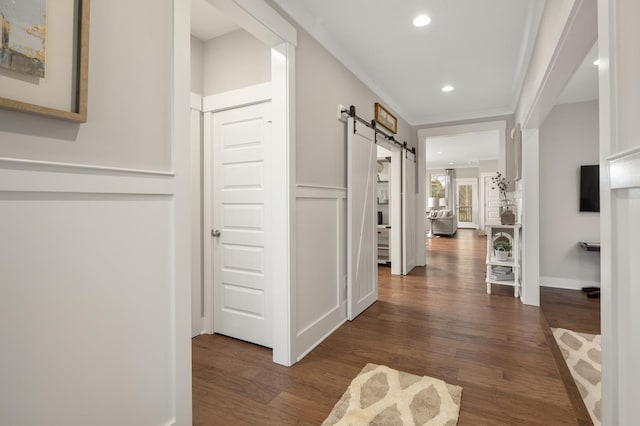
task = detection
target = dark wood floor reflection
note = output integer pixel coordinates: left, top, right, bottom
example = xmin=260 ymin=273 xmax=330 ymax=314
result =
xmin=193 ymin=229 xmax=598 ymax=425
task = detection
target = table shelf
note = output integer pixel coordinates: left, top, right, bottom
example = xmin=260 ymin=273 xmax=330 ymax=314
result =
xmin=486 ymin=224 xmax=521 ymax=298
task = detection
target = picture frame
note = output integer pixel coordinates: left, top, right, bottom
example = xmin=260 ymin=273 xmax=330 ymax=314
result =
xmin=374 ymin=102 xmax=397 ymax=134
xmin=0 ymin=0 xmax=90 ymax=122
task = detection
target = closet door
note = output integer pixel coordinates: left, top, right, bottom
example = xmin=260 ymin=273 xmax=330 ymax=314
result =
xmin=210 ymin=101 xmax=273 ymax=348
xmin=347 ymin=117 xmax=378 ymax=320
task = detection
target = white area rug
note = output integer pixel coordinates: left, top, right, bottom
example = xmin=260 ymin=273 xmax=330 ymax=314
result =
xmin=552 ymin=328 xmax=602 ymax=425
xmin=322 ymin=363 xmax=462 ymax=426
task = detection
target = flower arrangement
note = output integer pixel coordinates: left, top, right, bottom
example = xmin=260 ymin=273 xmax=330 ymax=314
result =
xmin=491 ymin=172 xmax=510 ymax=193
xmin=492 ymin=172 xmax=516 ymax=224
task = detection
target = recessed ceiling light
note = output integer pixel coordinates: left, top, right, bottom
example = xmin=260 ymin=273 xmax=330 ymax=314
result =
xmin=413 ymin=15 xmax=431 ymax=27
xmin=449 ymin=162 xmax=454 ymax=165
xmin=442 ymin=85 xmax=454 ymax=92
xmin=437 ymin=151 xmax=443 ymax=154
xmin=593 ymin=59 xmax=600 ymax=66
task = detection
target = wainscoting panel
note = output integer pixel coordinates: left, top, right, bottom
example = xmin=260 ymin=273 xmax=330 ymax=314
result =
xmin=0 ymin=162 xmax=181 ymax=426
xmin=294 ymin=185 xmax=347 ymax=361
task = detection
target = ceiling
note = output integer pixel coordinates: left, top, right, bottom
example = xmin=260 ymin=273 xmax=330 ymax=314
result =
xmin=556 ymin=42 xmax=599 ymax=105
xmin=272 ymin=0 xmax=545 ymax=125
xmin=189 ymin=1 xmax=593 ymax=169
xmin=190 ymin=0 xmax=239 ymax=41
xmin=425 ymin=130 xmax=499 ymax=169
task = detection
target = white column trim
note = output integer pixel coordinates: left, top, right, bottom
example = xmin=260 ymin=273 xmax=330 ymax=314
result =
xmin=521 ymin=128 xmax=540 ymax=306
xmin=191 ymin=93 xmax=202 ymax=111
xmin=270 ymin=42 xmax=295 ymax=367
xmin=172 ymin=0 xmax=193 ymax=422
xmin=608 ymin=145 xmax=640 ymax=189
xmin=202 ymin=83 xmax=271 ymax=113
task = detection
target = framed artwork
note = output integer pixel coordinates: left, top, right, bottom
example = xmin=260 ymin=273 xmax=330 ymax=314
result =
xmin=374 ymin=102 xmax=397 ymax=134
xmin=0 ymin=0 xmax=90 ymax=122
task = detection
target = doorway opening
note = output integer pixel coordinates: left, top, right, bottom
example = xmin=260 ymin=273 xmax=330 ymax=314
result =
xmin=422 ymin=124 xmax=504 ymax=237
xmin=375 ymin=143 xmax=402 ymax=274
xmin=189 ymin=0 xmax=295 ymax=366
xmin=455 ymin=178 xmax=478 ymax=228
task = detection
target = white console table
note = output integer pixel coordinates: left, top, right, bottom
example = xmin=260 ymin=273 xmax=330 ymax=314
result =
xmin=486 ymin=224 xmax=521 ymax=298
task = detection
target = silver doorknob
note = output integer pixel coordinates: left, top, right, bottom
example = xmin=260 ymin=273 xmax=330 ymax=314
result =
xmin=211 ymin=229 xmax=221 ymax=237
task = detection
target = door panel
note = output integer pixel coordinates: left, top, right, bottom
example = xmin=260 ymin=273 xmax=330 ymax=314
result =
xmin=212 ymin=102 xmax=272 ymax=348
xmin=347 ymin=117 xmax=378 ymax=320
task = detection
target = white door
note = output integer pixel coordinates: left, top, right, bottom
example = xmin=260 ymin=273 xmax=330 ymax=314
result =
xmin=484 ymin=175 xmax=501 ymax=227
xmin=402 ymin=152 xmax=417 ymax=275
xmin=211 ymin=101 xmax=272 ymax=347
xmin=347 ymin=117 xmax=378 ymax=320
xmin=456 ymin=178 xmax=478 ymax=228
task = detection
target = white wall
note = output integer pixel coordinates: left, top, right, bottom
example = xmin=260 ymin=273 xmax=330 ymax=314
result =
xmin=0 ymin=1 xmax=174 ymax=171
xmin=203 ymin=29 xmax=271 ymax=96
xmin=0 ymin=0 xmax=192 ymax=424
xmin=191 ymin=36 xmax=204 ymax=95
xmin=456 ymin=168 xmax=479 ymax=179
xmin=295 ymin=30 xmax=416 ymax=188
xmin=479 ymin=160 xmax=499 ymax=173
xmin=426 ymin=167 xmax=479 ymax=190
xmin=539 ymin=101 xmax=600 ymax=289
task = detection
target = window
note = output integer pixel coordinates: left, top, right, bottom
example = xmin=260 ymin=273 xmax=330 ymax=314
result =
xmin=430 ymin=175 xmax=446 ymax=199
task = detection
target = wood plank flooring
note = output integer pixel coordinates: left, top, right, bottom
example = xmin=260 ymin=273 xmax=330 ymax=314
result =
xmin=540 ymin=273 xmax=601 ymax=426
xmin=193 ymin=229 xmax=599 ymax=425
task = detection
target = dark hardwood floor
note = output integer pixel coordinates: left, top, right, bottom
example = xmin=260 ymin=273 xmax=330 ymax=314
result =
xmin=541 ymin=287 xmax=600 ymax=335
xmin=193 ymin=229 xmax=600 ymax=425
xmin=539 ymin=264 xmax=600 ymax=426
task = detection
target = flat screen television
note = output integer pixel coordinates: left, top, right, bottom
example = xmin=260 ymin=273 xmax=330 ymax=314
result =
xmin=580 ymin=165 xmax=600 ymax=212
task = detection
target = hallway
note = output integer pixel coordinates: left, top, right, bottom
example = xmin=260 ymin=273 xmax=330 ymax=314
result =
xmin=193 ymin=230 xmax=590 ymax=425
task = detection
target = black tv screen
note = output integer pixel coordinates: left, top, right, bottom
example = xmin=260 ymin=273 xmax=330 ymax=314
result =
xmin=580 ymin=165 xmax=600 ymax=212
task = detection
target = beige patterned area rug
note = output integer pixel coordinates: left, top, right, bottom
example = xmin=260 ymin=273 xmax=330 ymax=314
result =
xmin=552 ymin=328 xmax=602 ymax=425
xmin=322 ymin=363 xmax=462 ymax=426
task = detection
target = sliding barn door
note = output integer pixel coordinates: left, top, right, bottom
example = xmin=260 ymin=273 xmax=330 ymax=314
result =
xmin=347 ymin=117 xmax=378 ymax=320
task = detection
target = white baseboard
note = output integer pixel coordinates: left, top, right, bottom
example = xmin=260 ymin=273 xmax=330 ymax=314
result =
xmin=540 ymin=276 xmax=600 ymax=291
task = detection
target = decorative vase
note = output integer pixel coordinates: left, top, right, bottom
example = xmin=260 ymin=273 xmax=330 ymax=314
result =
xmin=499 ymin=193 xmax=516 ymax=225
xmin=495 ymin=248 xmax=509 ymax=261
